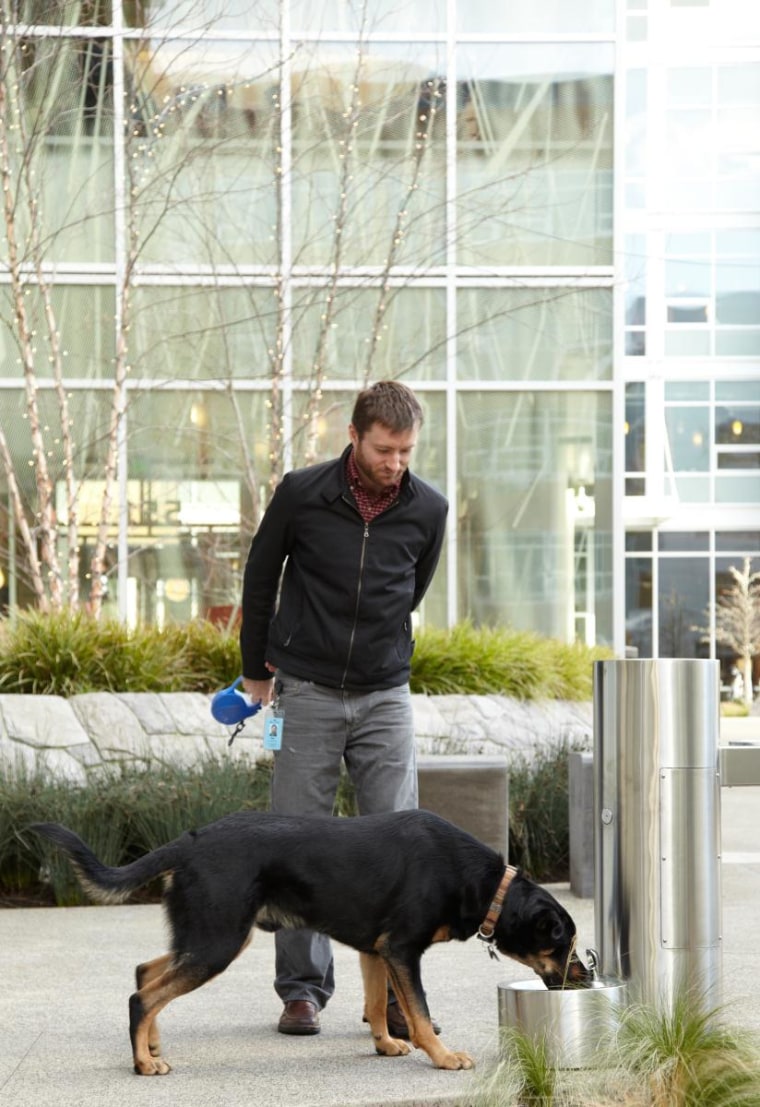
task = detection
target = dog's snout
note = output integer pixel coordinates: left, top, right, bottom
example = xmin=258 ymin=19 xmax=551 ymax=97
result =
xmin=541 ymin=953 xmax=594 ymax=990
xmin=567 ymin=954 xmax=594 ymax=987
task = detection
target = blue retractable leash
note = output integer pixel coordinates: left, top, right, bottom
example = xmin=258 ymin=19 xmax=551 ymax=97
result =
xmin=210 ymin=677 xmax=262 ymax=745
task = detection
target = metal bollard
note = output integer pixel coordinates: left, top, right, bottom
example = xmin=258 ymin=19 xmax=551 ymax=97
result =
xmin=593 ymin=659 xmax=722 ymax=1012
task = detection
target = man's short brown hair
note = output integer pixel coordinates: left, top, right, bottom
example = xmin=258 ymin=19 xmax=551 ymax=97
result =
xmin=351 ymin=380 xmax=424 ymax=437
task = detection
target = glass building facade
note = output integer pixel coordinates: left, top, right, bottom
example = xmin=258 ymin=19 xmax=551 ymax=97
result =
xmin=0 ymin=0 xmax=757 ymax=683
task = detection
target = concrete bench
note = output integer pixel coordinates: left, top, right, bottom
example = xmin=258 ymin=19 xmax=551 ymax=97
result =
xmin=417 ymin=755 xmax=509 ymax=858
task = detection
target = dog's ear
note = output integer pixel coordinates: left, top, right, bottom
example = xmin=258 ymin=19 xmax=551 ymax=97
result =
xmin=535 ymin=907 xmax=569 ymax=946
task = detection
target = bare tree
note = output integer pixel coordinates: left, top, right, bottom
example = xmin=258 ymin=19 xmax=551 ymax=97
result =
xmin=0 ymin=0 xmax=613 ymax=625
xmin=713 ymin=558 xmax=760 ymax=706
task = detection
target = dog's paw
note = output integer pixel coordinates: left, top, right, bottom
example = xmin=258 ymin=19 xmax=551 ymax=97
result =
xmin=134 ymin=1056 xmax=172 ymax=1076
xmin=436 ymin=1049 xmax=475 ymax=1071
xmin=374 ymin=1036 xmax=411 ymax=1057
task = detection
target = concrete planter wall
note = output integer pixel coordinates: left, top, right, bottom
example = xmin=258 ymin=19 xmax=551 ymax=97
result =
xmin=0 ymin=691 xmax=594 ymax=785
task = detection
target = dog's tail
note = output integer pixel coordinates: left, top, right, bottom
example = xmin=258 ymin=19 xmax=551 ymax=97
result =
xmin=29 ymin=822 xmax=178 ymax=905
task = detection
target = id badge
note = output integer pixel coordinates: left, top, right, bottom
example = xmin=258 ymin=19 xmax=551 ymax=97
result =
xmin=263 ymin=709 xmax=284 ymax=751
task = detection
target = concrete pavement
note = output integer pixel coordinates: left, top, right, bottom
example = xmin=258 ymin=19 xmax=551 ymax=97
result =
xmin=1 ymin=786 xmax=759 ymax=1107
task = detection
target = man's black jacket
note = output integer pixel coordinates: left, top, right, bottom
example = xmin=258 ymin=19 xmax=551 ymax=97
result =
xmin=240 ymin=446 xmax=448 ymax=690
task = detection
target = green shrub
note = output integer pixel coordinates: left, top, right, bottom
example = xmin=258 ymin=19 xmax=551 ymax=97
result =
xmin=614 ymin=993 xmax=760 ymax=1107
xmin=410 ymin=622 xmax=609 ymax=700
xmin=720 ymin=700 xmax=749 ymax=717
xmin=1 ymin=756 xmax=361 ymax=906
xmin=507 ymin=739 xmax=582 ymax=882
xmin=1 ymin=738 xmax=576 ymax=903
xmin=0 ymin=610 xmax=193 ymax=694
xmin=0 ymin=610 xmax=607 ymax=700
xmin=0 ymin=612 xmax=596 ymax=898
xmin=161 ymin=619 xmax=241 ymax=692
xmin=472 ymin=994 xmax=760 ymax=1107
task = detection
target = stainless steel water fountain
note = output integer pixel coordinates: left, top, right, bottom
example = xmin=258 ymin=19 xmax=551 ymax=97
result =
xmin=498 ymin=659 xmax=722 ymax=1067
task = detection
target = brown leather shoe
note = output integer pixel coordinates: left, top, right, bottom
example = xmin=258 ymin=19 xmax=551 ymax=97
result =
xmin=278 ymin=1000 xmax=321 ymax=1035
xmin=364 ymin=1004 xmax=441 ymax=1040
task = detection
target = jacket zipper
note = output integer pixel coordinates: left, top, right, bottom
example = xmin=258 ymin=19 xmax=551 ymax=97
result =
xmin=339 ymin=496 xmax=399 ymax=688
xmin=340 ymin=517 xmax=369 ymax=687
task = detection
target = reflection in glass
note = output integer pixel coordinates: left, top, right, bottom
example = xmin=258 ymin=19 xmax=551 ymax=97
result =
xmin=456 ymin=44 xmax=614 ymax=266
xmin=715 ymin=404 xmax=760 ymax=445
xmin=0 ymin=286 xmax=115 ymax=379
xmin=130 ymin=287 xmax=277 ymax=381
xmin=658 ymin=557 xmax=708 ymax=658
xmin=291 ymin=287 xmax=446 ymax=382
xmin=665 ymin=406 xmax=710 ymax=472
xmin=457 ymin=289 xmax=611 ymax=381
xmin=125 ymin=39 xmax=281 ymax=265
xmin=457 ymin=391 xmax=612 ymax=642
xmin=625 ymin=382 xmax=645 ymax=487
xmin=658 ymin=532 xmax=709 ymax=552
xmin=125 ymin=389 xmax=267 ymax=626
xmin=13 ymin=0 xmax=111 ymax=24
xmin=5 ymin=36 xmax=114 ymax=262
xmin=665 ymin=257 xmax=710 ymax=323
xmin=458 ymin=0 xmax=613 ymax=34
xmin=716 ymin=474 xmax=760 ymax=503
xmin=664 ymin=330 xmax=711 ymax=356
xmin=290 ymin=0 xmax=445 ymax=34
xmin=716 ymin=531 xmax=760 ymax=552
xmin=290 ymin=42 xmax=446 ymax=267
xmin=625 ymin=555 xmax=652 ymax=657
xmin=124 ymin=0 xmax=279 ymax=31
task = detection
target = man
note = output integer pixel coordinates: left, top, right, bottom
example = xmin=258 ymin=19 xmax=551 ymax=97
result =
xmin=240 ymin=380 xmax=448 ymax=1037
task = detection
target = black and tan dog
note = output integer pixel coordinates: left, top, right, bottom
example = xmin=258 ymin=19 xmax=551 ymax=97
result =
xmin=30 ymin=809 xmax=590 ymax=1075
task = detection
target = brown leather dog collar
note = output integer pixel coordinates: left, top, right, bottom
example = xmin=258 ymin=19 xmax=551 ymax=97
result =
xmin=478 ymin=865 xmax=519 ymax=941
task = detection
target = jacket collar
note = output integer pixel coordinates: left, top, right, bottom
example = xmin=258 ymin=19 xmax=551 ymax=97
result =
xmin=323 ymin=444 xmax=414 ymax=504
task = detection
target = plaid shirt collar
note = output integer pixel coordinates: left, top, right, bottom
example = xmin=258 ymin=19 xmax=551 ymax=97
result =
xmin=346 ymin=448 xmax=401 ymax=523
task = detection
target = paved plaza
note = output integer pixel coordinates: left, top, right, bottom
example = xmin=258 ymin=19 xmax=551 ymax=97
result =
xmin=1 ymin=786 xmax=758 ymax=1107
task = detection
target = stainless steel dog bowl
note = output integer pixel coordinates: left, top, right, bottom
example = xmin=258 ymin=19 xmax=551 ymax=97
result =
xmin=497 ymin=978 xmax=627 ymax=1069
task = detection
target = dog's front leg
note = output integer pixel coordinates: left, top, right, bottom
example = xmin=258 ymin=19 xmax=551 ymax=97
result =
xmin=385 ymin=959 xmax=474 ymax=1071
xmin=359 ymin=952 xmax=410 ymax=1058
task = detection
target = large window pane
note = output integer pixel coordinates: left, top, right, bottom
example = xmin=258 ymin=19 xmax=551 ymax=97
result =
xmin=0 ymin=286 xmax=115 ymax=379
xmin=125 ymin=0 xmax=279 ymax=31
xmin=124 ymin=388 xmax=269 ymax=625
xmin=126 ymin=39 xmax=281 ymax=266
xmin=457 ymin=44 xmax=614 ymax=266
xmin=716 ymin=474 xmax=760 ymax=503
xmin=625 ymin=382 xmax=646 ymax=494
xmin=12 ymin=0 xmax=111 ymax=25
xmin=290 ymin=42 xmax=446 ymax=268
xmin=457 ymin=288 xmax=611 ymax=381
xmin=290 ymin=0 xmax=445 ymax=33
xmin=2 ymin=36 xmax=114 ymax=263
xmin=457 ymin=391 xmax=612 ymax=642
xmin=662 ymin=62 xmax=760 ymax=211
xmin=626 ymin=555 xmax=653 ymax=657
xmin=291 ymin=287 xmax=446 ymax=382
xmin=665 ymin=406 xmax=710 ymax=471
xmin=658 ymin=557 xmax=709 ymax=657
xmin=1 ymin=386 xmax=114 ymax=499
xmin=458 ymin=0 xmax=614 ymax=33
xmin=130 ymin=287 xmax=277 ymax=381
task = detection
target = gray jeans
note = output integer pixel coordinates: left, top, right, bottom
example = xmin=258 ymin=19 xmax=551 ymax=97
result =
xmin=270 ymin=671 xmax=418 ymax=1008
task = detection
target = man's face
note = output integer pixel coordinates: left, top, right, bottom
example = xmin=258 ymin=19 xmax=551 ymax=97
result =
xmin=349 ymin=421 xmax=419 ymax=494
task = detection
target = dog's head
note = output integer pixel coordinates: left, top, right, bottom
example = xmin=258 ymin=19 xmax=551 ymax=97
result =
xmin=493 ymin=873 xmax=592 ymax=989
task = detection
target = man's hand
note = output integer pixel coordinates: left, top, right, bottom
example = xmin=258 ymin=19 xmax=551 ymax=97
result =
xmin=242 ymin=672 xmax=275 ymax=707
